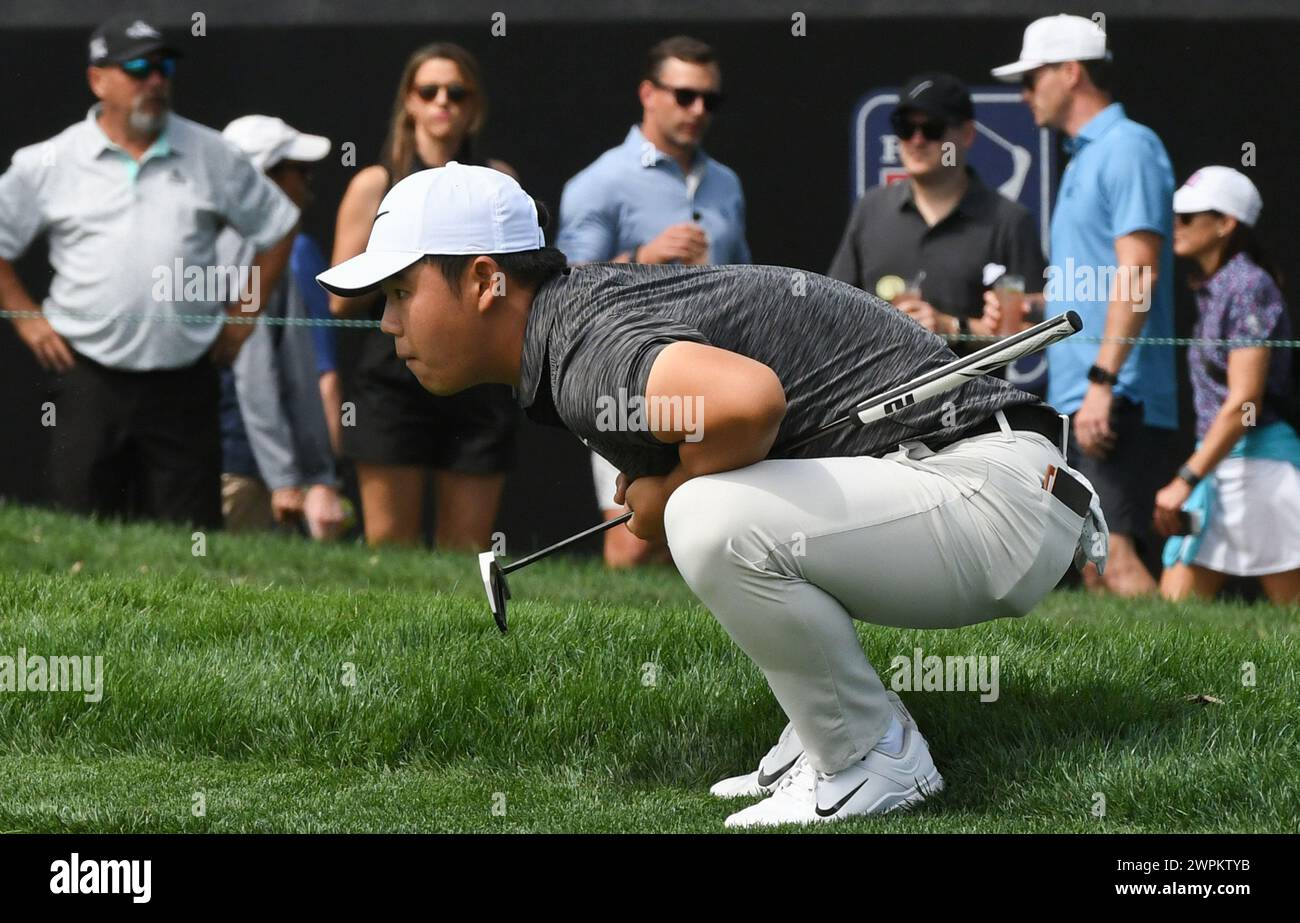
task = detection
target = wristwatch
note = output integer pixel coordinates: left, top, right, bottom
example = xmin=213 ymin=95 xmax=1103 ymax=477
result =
xmin=1087 ymin=364 xmax=1119 ymax=386
xmin=1177 ymin=464 xmax=1202 ymax=488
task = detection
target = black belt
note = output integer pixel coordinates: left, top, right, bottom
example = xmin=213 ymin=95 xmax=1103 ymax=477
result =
xmin=932 ymin=403 xmax=1063 ymax=452
xmin=930 ymin=403 xmax=1094 ymax=518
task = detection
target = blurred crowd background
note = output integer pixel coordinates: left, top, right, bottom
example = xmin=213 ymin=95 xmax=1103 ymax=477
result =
xmin=1 ymin=1 xmax=1297 ymax=602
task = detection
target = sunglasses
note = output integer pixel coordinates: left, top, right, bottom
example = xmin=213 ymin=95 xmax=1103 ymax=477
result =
xmin=1176 ymin=210 xmax=1220 ymax=226
xmin=653 ymin=81 xmax=724 ymax=112
xmin=889 ymin=112 xmax=948 ymax=142
xmin=272 ymin=161 xmax=314 ymax=178
xmin=119 ymin=56 xmax=176 ymax=80
xmin=415 ymin=82 xmax=471 ymax=103
xmin=1019 ymin=63 xmax=1062 ymax=92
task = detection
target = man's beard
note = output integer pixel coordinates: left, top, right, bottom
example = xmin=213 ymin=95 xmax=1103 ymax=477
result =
xmin=127 ymin=96 xmax=169 ymax=137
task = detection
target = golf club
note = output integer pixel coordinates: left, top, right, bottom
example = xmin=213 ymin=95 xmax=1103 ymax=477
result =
xmin=480 ymin=310 xmax=1082 ymax=632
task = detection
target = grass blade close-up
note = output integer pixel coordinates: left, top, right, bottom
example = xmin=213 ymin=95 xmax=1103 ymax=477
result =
xmin=1 ymin=501 xmax=1296 ymax=834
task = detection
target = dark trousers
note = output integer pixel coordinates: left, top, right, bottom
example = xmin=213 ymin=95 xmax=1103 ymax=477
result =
xmin=1067 ymin=395 xmax=1176 ymax=578
xmin=48 ymin=352 xmax=222 ymax=529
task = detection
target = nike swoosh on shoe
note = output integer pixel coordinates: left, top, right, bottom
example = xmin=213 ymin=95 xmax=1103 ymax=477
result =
xmin=756 ymin=753 xmax=802 ymax=788
xmin=814 ymin=777 xmax=871 ymax=818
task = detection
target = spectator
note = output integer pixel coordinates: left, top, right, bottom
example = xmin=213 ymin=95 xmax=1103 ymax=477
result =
xmin=217 ymin=115 xmax=346 ymax=540
xmin=557 ymin=34 xmax=750 ymax=567
xmin=992 ymin=14 xmax=1177 ymax=596
xmin=328 ymin=43 xmax=518 ymax=551
xmin=0 ymin=13 xmax=296 ymax=528
xmin=828 ymin=72 xmax=1045 ymax=349
xmin=1155 ymin=168 xmax=1300 ymax=604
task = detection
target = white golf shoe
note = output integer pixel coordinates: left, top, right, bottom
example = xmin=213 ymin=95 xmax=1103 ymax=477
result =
xmin=723 ymin=693 xmax=943 ymax=829
xmin=709 ymin=721 xmax=805 ymax=799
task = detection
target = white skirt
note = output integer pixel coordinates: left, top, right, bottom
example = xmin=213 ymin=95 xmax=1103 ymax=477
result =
xmin=1193 ymin=456 xmax=1300 ymax=576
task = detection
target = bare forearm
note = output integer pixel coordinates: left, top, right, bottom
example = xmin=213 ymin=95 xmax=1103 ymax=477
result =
xmin=0 ymin=259 xmax=41 ymax=315
xmin=677 ymin=408 xmax=783 ymax=477
xmin=243 ymin=232 xmax=295 ymax=316
xmin=1094 ymin=267 xmax=1157 ymax=373
xmin=1187 ymin=394 xmax=1256 ymax=477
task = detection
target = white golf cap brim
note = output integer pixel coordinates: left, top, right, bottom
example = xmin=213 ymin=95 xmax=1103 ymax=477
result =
xmin=991 ymin=58 xmax=1047 ymax=81
xmin=1172 ymin=166 xmax=1262 ymax=226
xmin=316 ymin=249 xmax=425 ymax=297
xmin=1172 ymin=186 xmax=1217 ymax=214
xmin=992 ymin=14 xmax=1111 ymax=83
xmin=279 ymin=132 xmax=331 ymax=165
xmin=316 ymin=163 xmax=547 ymax=298
xmin=992 ymin=52 xmax=1110 ymax=82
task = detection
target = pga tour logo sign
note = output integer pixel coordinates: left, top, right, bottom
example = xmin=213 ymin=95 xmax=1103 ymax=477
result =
xmin=850 ymin=88 xmax=1057 ymax=395
xmin=850 ymin=86 xmax=1056 ymax=244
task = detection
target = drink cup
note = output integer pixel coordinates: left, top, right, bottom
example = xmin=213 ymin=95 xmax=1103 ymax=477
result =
xmin=993 ymin=274 xmax=1026 ymax=336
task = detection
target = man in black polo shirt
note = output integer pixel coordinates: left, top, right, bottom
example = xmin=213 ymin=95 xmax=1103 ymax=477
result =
xmin=829 ymin=73 xmax=1045 ymax=348
xmin=318 ymin=163 xmax=1108 ymax=829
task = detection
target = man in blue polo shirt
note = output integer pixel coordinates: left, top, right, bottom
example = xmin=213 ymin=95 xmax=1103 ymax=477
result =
xmin=992 ymin=14 xmax=1177 ymax=595
xmin=557 ymin=34 xmax=751 ymax=567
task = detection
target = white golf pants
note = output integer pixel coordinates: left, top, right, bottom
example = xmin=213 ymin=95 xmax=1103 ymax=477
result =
xmin=664 ymin=410 xmax=1094 ymax=774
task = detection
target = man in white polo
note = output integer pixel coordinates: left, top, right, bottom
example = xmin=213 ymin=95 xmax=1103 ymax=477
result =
xmin=0 ymin=14 xmax=298 ymax=527
xmin=318 ymin=164 xmax=1108 ymax=828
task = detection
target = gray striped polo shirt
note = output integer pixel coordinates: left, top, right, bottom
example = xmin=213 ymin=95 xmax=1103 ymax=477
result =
xmin=517 ymin=263 xmax=1042 ymax=480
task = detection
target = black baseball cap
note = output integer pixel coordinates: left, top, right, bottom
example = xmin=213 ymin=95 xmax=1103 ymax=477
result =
xmin=88 ymin=14 xmax=180 ymax=66
xmin=894 ymin=73 xmax=974 ymax=124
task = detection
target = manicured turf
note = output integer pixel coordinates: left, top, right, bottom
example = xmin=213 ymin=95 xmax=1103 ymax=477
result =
xmin=0 ymin=500 xmax=1296 ymax=832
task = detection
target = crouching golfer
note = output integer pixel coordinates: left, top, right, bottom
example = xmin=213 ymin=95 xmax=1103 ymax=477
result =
xmin=318 ymin=164 xmax=1108 ymax=828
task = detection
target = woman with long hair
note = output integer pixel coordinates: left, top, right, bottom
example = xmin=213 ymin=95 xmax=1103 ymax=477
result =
xmin=1155 ymin=167 xmax=1300 ymax=603
xmin=328 ymin=43 xmax=518 ymax=549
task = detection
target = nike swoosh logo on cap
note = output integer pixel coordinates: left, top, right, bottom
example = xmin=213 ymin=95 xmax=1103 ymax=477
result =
xmin=815 ymin=777 xmax=870 ymax=817
xmin=756 ymin=753 xmax=801 ymax=788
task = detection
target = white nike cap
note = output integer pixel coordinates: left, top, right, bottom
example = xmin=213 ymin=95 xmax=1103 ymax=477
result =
xmin=1174 ymin=166 xmax=1263 ymax=227
xmin=317 ymin=163 xmax=546 ymax=297
xmin=222 ymin=115 xmax=331 ymax=171
xmin=992 ymin=14 xmax=1112 ymax=81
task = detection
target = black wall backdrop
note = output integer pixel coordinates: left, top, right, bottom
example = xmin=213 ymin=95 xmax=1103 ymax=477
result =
xmin=2 ymin=16 xmax=1298 ymax=551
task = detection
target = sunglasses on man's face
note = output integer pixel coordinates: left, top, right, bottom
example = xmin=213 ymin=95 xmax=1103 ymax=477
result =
xmin=653 ymin=81 xmax=724 ymax=113
xmin=890 ymin=112 xmax=947 ymax=142
xmin=415 ymin=83 xmax=471 ymax=103
xmin=119 ymin=56 xmax=176 ymax=80
xmin=1020 ymin=64 xmax=1062 ymax=92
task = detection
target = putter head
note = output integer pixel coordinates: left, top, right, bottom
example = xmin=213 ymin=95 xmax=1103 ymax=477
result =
xmin=478 ymin=551 xmax=511 ymax=634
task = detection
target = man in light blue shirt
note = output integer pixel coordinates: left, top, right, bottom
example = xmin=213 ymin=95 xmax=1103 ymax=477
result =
xmin=993 ymin=14 xmax=1177 ymax=595
xmin=557 ymin=35 xmax=751 ymax=567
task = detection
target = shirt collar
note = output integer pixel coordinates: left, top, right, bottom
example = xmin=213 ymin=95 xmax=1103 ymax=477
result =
xmin=516 ymin=270 xmax=568 ymax=410
xmin=622 ymin=124 xmax=708 ymax=173
xmin=1063 ymin=101 xmax=1125 ymax=155
xmin=1199 ymin=251 xmax=1249 ymax=296
xmin=896 ymin=167 xmax=989 ymax=220
xmin=84 ymin=103 xmax=175 ymax=160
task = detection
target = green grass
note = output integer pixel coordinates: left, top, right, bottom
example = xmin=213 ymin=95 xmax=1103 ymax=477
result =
xmin=0 ymin=500 xmax=1297 ymax=833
